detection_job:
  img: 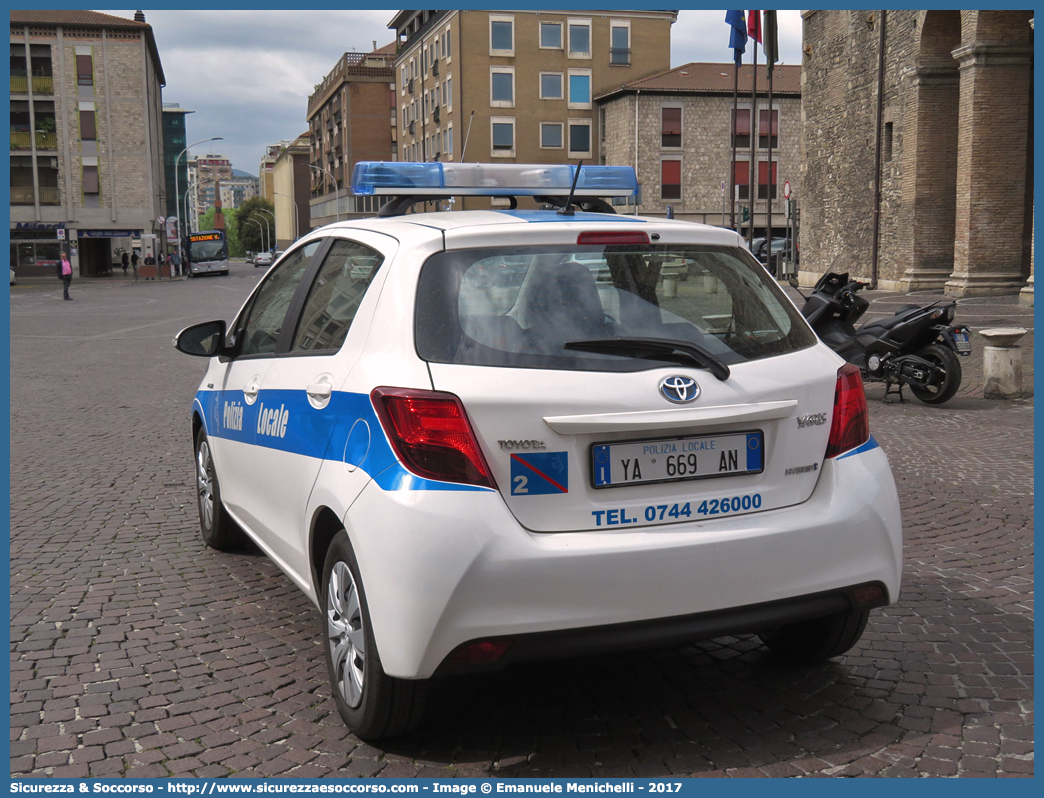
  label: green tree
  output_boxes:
[197,206,245,259]
[236,196,276,255]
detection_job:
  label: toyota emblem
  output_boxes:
[659,375,700,404]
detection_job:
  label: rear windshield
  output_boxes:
[415,245,815,371]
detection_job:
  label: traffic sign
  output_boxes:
[56,229,65,240]
[783,181,791,200]
[720,180,726,196]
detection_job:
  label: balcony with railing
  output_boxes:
[38,185,60,204]
[8,129,53,150]
[11,75,28,94]
[11,186,34,205]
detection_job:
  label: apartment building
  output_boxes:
[161,101,192,221]
[10,9,166,278]
[598,62,801,233]
[194,152,233,215]
[271,134,311,247]
[389,9,676,210]
[307,43,397,227]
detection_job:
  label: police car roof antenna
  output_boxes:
[557,160,584,216]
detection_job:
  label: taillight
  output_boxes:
[370,387,496,488]
[825,364,869,458]
[447,640,512,664]
[576,231,650,245]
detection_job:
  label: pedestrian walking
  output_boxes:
[59,251,73,300]
[171,250,181,278]
[144,252,156,280]
[131,250,139,281]
[121,250,129,275]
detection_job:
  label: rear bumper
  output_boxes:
[434,581,888,676]
[345,444,902,679]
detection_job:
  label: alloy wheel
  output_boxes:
[327,561,366,708]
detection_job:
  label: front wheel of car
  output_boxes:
[322,531,427,739]
[194,427,246,551]
[759,607,870,663]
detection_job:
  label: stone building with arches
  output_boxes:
[801,10,1033,298]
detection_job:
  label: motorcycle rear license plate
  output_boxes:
[954,331,972,354]
[592,431,764,488]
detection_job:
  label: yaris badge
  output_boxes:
[659,375,700,404]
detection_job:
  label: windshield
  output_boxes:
[416,244,815,371]
[190,239,225,262]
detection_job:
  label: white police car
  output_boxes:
[174,162,902,739]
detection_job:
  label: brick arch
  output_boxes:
[961,10,1033,47]
[897,11,962,290]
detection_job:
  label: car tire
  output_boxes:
[194,427,246,551]
[322,530,427,740]
[909,343,962,405]
[758,607,870,663]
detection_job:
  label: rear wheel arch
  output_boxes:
[310,506,346,598]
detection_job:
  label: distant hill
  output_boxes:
[231,169,257,179]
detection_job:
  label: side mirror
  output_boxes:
[173,320,229,357]
[788,277,800,289]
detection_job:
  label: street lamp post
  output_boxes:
[257,209,274,252]
[308,164,340,222]
[241,218,265,255]
[273,191,299,243]
[175,136,222,249]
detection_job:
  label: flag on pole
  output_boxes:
[763,10,779,77]
[747,10,762,45]
[725,10,748,66]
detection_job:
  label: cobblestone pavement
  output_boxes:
[10,269,1033,778]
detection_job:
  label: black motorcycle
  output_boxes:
[796,272,972,404]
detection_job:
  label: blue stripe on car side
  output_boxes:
[835,435,880,461]
[194,389,490,492]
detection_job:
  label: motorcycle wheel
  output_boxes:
[909,343,961,404]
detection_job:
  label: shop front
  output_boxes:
[10,224,64,279]
[77,229,141,277]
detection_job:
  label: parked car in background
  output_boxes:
[253,252,273,268]
[10,267,16,285]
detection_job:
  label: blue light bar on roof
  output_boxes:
[350,162,638,198]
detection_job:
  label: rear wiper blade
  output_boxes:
[564,336,731,381]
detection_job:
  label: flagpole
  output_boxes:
[749,31,757,247]
[730,60,738,231]
[766,28,774,275]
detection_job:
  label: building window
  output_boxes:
[758,109,778,149]
[733,160,749,201]
[10,155,34,205]
[732,109,750,149]
[661,107,682,148]
[884,121,893,162]
[610,20,630,65]
[79,102,97,141]
[540,21,563,49]
[82,162,99,194]
[567,119,591,157]
[567,70,592,109]
[490,67,514,107]
[490,15,514,55]
[491,116,515,157]
[444,28,452,59]
[758,160,777,200]
[75,47,93,87]
[540,72,563,100]
[568,19,592,58]
[661,159,681,200]
[445,125,453,157]
[540,122,563,149]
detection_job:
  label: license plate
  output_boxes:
[592,430,764,488]
[954,331,972,354]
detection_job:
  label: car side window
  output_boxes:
[238,241,323,356]
[290,239,385,353]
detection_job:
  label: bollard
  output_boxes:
[979,328,1027,399]
[663,273,679,298]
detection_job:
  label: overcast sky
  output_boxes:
[100,9,804,175]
